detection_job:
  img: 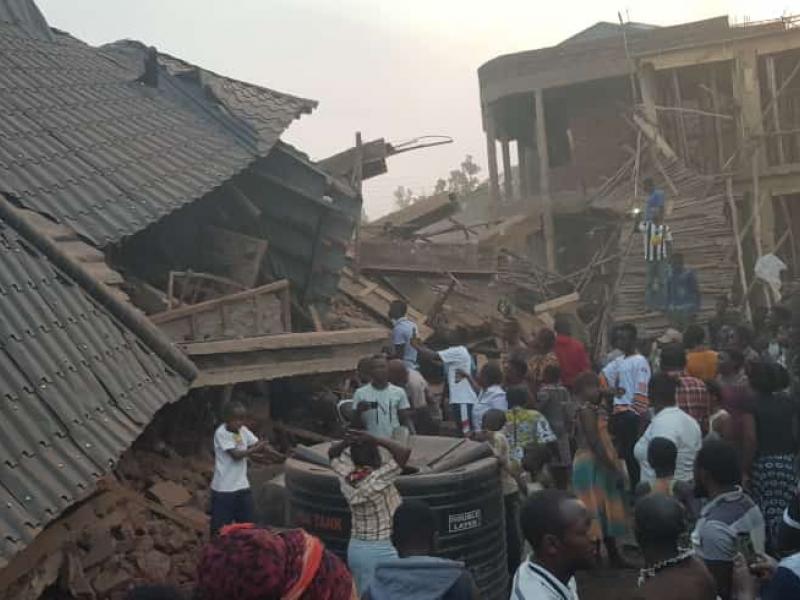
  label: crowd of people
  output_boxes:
[126,297,800,600]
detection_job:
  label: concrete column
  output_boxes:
[501,139,513,201]
[518,141,529,200]
[733,49,765,166]
[534,89,556,271]
[485,107,500,214]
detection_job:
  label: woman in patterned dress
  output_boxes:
[747,361,799,553]
[571,371,629,567]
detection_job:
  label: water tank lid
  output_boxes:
[289,436,488,472]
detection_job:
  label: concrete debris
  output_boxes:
[147,481,193,510]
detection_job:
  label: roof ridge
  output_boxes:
[105,39,317,111]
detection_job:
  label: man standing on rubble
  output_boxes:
[637,202,673,311]
[210,401,269,535]
[389,300,419,370]
[643,177,665,222]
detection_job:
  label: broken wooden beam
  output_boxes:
[152,279,291,343]
[183,328,388,387]
[632,113,678,161]
[363,192,459,239]
[338,268,433,339]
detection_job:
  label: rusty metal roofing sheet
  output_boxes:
[0,215,188,568]
[0,22,313,248]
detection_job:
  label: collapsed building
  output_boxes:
[0,0,410,596]
[473,14,800,345]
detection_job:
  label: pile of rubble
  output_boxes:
[3,483,207,600]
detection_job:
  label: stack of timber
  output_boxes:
[608,157,737,338]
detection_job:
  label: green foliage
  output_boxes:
[392,155,482,210]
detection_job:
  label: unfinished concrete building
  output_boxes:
[479,15,800,335]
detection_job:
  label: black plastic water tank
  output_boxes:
[284,436,509,599]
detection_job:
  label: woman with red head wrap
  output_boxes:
[197,523,356,600]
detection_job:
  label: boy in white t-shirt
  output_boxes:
[210,401,266,535]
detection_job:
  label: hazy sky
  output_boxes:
[38,0,794,218]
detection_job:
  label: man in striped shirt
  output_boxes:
[638,211,673,310]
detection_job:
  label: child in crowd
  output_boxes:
[504,385,558,466]
[210,401,268,535]
[635,436,696,522]
[536,364,573,489]
[478,409,525,576]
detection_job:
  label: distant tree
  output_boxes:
[446,155,481,195]
[393,185,416,209]
[390,155,482,213]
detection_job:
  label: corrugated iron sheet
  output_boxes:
[241,143,360,304]
[0,216,188,568]
[0,22,313,248]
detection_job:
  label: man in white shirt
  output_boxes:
[634,372,702,484]
[210,401,267,535]
[413,332,477,436]
[354,355,412,439]
[513,489,595,599]
[467,361,507,433]
[601,323,651,490]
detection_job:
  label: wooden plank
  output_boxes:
[180,328,388,356]
[359,264,497,276]
[534,292,580,314]
[338,268,433,339]
[766,55,785,164]
[726,177,753,322]
[752,149,771,307]
[309,305,324,332]
[192,356,371,387]
[358,240,485,273]
[152,280,291,343]
[364,192,459,237]
[671,69,691,162]
[633,113,678,161]
[151,280,290,323]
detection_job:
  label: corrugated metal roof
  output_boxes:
[102,41,317,156]
[0,0,51,41]
[0,214,188,568]
[0,19,313,248]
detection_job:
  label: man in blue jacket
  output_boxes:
[363,500,479,600]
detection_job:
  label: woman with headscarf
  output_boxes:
[197,523,357,600]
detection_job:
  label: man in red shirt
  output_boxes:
[554,314,590,389]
